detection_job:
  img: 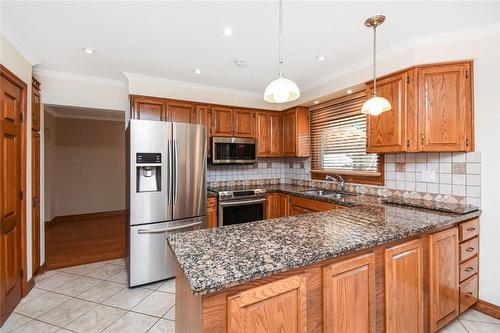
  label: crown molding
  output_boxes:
[124,72,262,98]
[33,69,127,88]
[44,105,125,122]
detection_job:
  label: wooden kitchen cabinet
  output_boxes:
[131,95,166,121]
[227,274,307,333]
[266,193,279,219]
[385,239,424,333]
[192,104,211,156]
[288,195,337,216]
[429,227,459,332]
[323,253,376,333]
[31,78,41,131]
[211,106,233,137]
[166,100,193,123]
[256,111,282,157]
[366,61,474,153]
[282,107,310,157]
[233,108,254,138]
[207,197,217,228]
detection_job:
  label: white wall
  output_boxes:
[0,34,35,279]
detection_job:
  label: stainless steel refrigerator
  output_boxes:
[126,119,206,287]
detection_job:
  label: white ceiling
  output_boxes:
[2,1,499,95]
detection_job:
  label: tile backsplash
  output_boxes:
[207,152,481,207]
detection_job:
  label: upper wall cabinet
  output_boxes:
[233,108,255,138]
[32,78,41,131]
[282,106,310,157]
[211,106,234,137]
[256,111,282,157]
[211,107,256,138]
[131,95,166,121]
[366,61,473,153]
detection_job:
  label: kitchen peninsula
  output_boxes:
[168,188,481,333]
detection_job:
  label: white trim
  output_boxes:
[124,72,261,98]
[33,69,127,88]
[49,114,124,122]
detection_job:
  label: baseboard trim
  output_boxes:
[34,262,47,275]
[25,276,35,296]
[472,299,500,319]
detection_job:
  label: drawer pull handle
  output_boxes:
[466,292,474,297]
[467,227,476,232]
[466,247,475,252]
[465,267,474,272]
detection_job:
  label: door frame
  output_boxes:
[0,65,30,297]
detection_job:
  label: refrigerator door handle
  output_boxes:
[137,221,202,234]
[173,139,180,204]
[167,139,172,206]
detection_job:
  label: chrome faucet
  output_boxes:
[325,174,346,193]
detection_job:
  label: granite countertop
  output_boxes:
[169,189,481,295]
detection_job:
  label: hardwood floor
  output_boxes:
[45,210,126,270]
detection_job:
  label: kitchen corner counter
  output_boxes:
[168,198,480,295]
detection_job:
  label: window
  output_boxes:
[310,90,384,185]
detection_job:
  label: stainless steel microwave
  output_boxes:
[211,137,257,164]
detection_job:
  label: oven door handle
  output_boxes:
[219,198,267,207]
[137,221,202,234]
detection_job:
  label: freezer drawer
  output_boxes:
[128,216,205,287]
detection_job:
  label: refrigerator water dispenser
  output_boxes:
[136,153,161,192]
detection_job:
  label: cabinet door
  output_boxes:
[289,195,336,215]
[192,104,211,156]
[131,96,166,121]
[227,275,307,333]
[279,194,289,218]
[282,110,296,156]
[31,80,41,131]
[366,72,408,153]
[211,106,233,137]
[255,112,269,157]
[167,100,193,123]
[324,253,376,333]
[266,193,279,219]
[418,63,471,152]
[385,239,423,333]
[269,112,282,156]
[430,228,459,332]
[207,197,217,228]
[233,108,255,138]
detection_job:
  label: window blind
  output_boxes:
[310,90,380,173]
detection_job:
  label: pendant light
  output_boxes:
[361,15,391,116]
[264,0,300,103]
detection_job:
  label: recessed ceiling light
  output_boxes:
[193,68,202,75]
[316,55,326,61]
[223,28,233,37]
[347,89,353,94]
[313,100,319,104]
[82,47,95,55]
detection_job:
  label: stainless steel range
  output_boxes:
[211,188,267,227]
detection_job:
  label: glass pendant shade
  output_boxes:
[360,95,391,116]
[264,75,300,103]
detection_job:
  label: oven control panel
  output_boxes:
[218,189,267,201]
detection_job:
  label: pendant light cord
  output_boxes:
[372,25,377,96]
[278,0,283,77]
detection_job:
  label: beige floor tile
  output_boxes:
[101,311,158,333]
[0,313,31,332]
[460,320,500,333]
[53,276,102,296]
[103,287,152,310]
[157,279,175,294]
[65,304,125,333]
[10,320,59,333]
[132,291,175,317]
[14,291,70,318]
[76,281,126,303]
[61,262,106,276]
[162,305,174,321]
[148,319,175,333]
[86,264,123,280]
[18,288,46,306]
[106,269,127,284]
[54,330,74,333]
[37,298,96,327]
[35,273,79,291]
[141,281,165,291]
[33,270,58,283]
[459,309,500,325]
[104,258,125,266]
[438,320,468,333]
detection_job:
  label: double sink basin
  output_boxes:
[302,189,354,199]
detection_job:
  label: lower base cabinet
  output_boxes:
[227,275,307,333]
[207,197,217,228]
[385,239,424,333]
[323,253,376,333]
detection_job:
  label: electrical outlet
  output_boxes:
[422,170,437,183]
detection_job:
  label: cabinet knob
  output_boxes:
[467,227,476,232]
[465,247,475,252]
[406,139,410,148]
[466,292,474,297]
[465,267,474,272]
[420,131,425,145]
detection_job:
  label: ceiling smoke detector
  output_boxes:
[234,58,250,68]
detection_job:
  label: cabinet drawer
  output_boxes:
[460,219,479,242]
[459,274,478,314]
[459,256,478,282]
[459,237,479,263]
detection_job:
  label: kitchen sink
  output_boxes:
[303,190,353,199]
